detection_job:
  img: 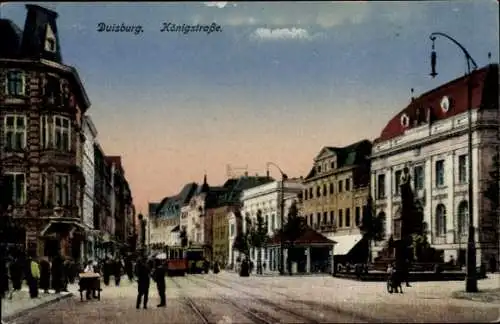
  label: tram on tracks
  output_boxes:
[164,245,210,276]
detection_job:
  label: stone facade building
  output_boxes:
[82,115,97,260]
[371,64,499,267]
[302,140,372,265]
[0,5,90,259]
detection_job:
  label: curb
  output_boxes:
[3,292,74,322]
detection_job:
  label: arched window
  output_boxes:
[435,204,447,236]
[457,201,468,235]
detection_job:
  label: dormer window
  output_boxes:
[317,165,321,173]
[400,113,410,128]
[330,161,335,169]
[44,24,57,53]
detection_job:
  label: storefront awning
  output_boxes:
[40,220,85,237]
[333,234,363,256]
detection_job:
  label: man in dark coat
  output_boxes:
[51,254,64,293]
[153,260,166,307]
[125,257,134,282]
[113,258,122,286]
[135,257,151,309]
[8,254,23,298]
[102,257,112,286]
[39,257,51,294]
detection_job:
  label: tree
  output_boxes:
[359,196,385,264]
[484,151,500,269]
[249,210,269,274]
[232,233,250,259]
[282,200,307,275]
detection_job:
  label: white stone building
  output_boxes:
[370,64,499,268]
[228,179,304,271]
[82,115,97,261]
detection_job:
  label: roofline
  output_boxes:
[83,115,98,137]
[0,58,91,111]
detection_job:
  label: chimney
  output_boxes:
[20,5,62,63]
[266,170,270,178]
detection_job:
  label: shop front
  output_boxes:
[40,219,86,261]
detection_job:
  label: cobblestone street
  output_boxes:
[7,273,500,323]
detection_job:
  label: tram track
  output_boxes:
[185,274,321,324]
[170,276,211,324]
[211,274,382,323]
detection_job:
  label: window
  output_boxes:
[345,179,351,191]
[330,161,335,169]
[54,174,70,206]
[41,173,50,206]
[6,71,25,96]
[44,24,57,52]
[435,160,445,187]
[338,209,343,227]
[323,184,327,196]
[329,182,334,194]
[458,155,467,184]
[345,208,351,227]
[54,116,71,151]
[304,190,308,200]
[309,214,313,226]
[4,115,26,151]
[309,188,313,198]
[323,212,327,224]
[395,170,403,195]
[230,224,235,237]
[457,201,468,235]
[4,173,26,205]
[271,214,275,230]
[435,204,446,236]
[355,206,361,226]
[317,165,321,173]
[338,180,343,193]
[413,165,424,190]
[316,213,321,225]
[377,174,386,199]
[330,211,334,224]
[316,186,321,197]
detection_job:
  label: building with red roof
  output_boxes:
[370,64,499,267]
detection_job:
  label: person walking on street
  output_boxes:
[27,255,40,298]
[153,260,166,307]
[113,258,122,286]
[8,254,23,299]
[125,257,134,282]
[135,256,151,309]
[39,257,51,294]
[51,254,64,293]
[102,257,112,286]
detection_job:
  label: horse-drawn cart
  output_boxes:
[78,272,102,301]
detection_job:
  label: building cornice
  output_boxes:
[83,115,98,138]
[371,122,498,161]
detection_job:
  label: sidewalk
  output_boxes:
[1,284,77,322]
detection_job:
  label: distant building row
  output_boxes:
[148,63,499,272]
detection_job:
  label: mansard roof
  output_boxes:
[155,182,199,216]
[305,139,372,180]
[376,64,499,143]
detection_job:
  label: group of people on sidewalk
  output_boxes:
[134,256,167,309]
[1,249,77,300]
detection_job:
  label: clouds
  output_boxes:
[250,27,322,41]
[203,2,236,9]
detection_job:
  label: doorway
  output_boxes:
[44,239,60,258]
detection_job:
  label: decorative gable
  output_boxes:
[314,147,335,162]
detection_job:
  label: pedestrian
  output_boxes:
[51,254,64,293]
[0,254,9,301]
[113,258,122,286]
[8,254,23,299]
[102,257,112,286]
[125,257,134,282]
[83,260,95,300]
[39,257,51,294]
[153,260,166,307]
[135,256,151,309]
[27,255,40,298]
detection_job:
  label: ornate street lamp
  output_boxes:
[428,32,479,292]
[266,162,288,275]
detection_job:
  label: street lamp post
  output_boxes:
[429,32,478,292]
[266,162,288,275]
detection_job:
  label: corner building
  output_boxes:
[0,5,91,258]
[370,64,499,268]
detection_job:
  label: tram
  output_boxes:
[185,245,209,274]
[164,245,187,276]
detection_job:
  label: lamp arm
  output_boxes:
[430,32,478,70]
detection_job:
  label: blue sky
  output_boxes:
[1,1,498,213]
